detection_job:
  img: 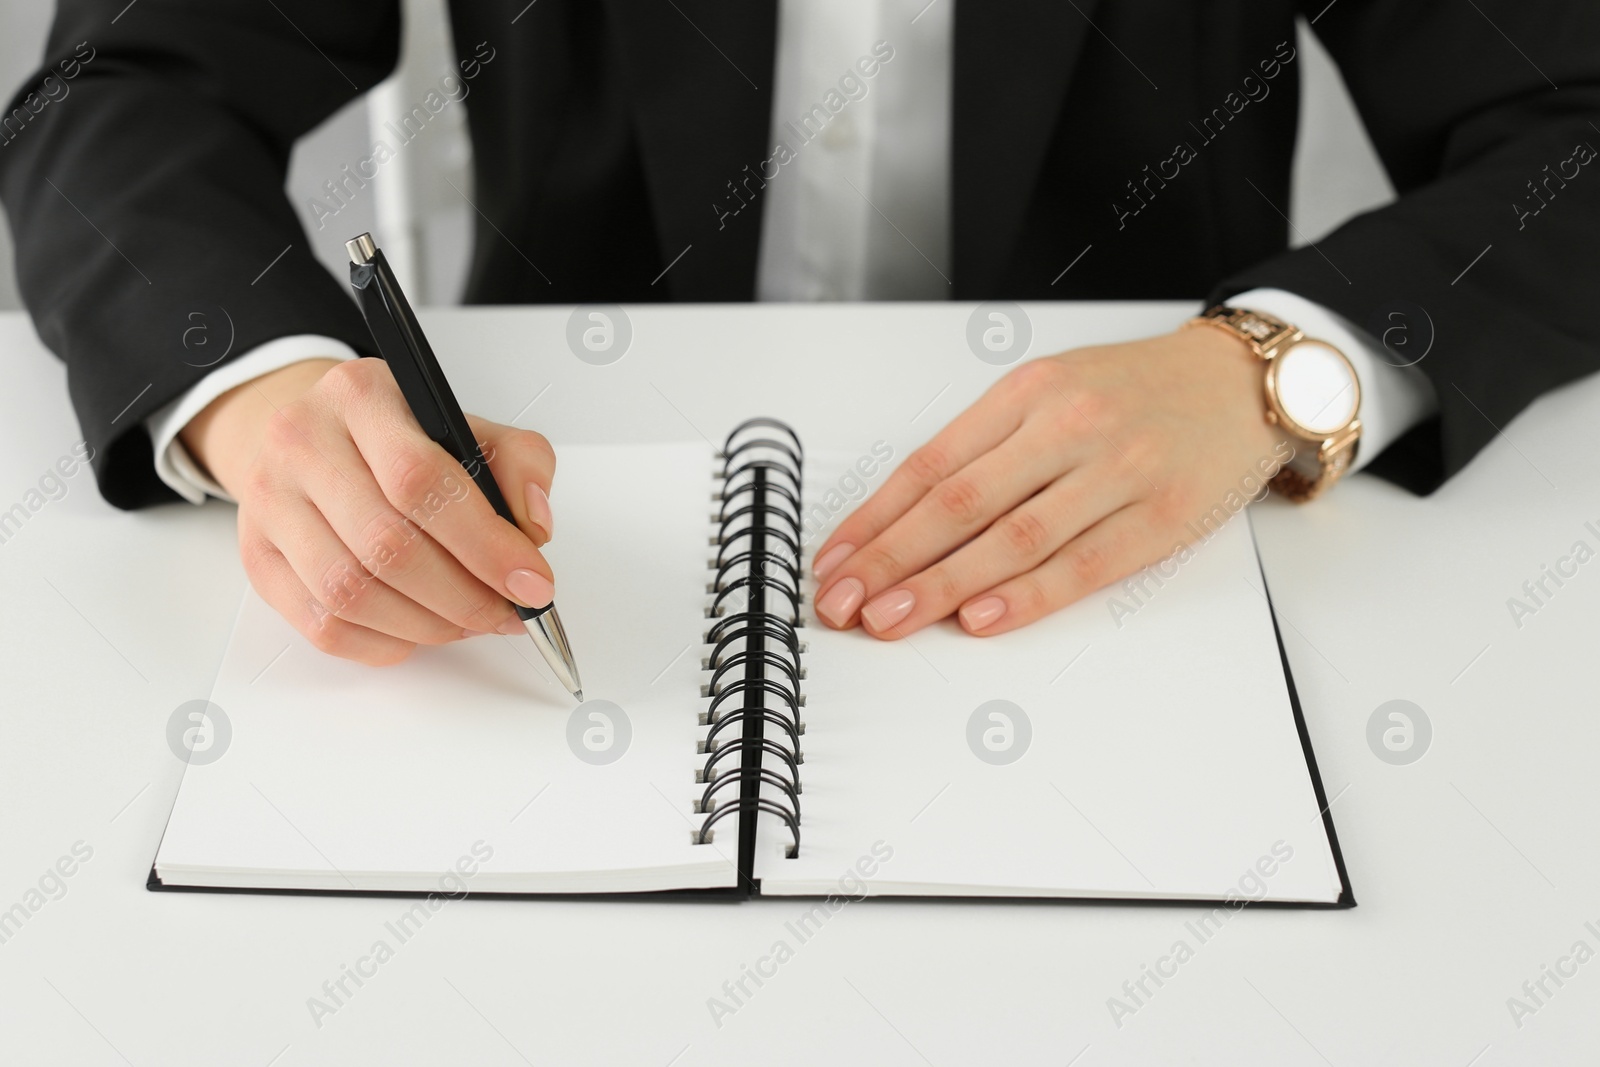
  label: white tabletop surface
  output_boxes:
[1,302,1595,1065]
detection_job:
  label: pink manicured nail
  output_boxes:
[863,588,916,631]
[525,482,553,541]
[495,616,526,636]
[506,568,554,609]
[813,543,854,581]
[816,577,866,627]
[960,596,1007,632]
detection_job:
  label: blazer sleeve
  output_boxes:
[1211,0,1600,494]
[0,0,399,509]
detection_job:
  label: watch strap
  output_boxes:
[1187,304,1303,360]
[1271,426,1360,503]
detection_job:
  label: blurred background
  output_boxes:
[0,0,1394,313]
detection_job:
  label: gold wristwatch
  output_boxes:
[1186,304,1362,503]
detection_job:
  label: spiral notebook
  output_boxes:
[151,420,1353,907]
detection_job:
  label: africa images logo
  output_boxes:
[567,699,631,765]
[166,700,232,766]
[967,700,1032,765]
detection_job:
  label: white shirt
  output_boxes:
[148,0,1435,503]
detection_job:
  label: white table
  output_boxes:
[2,303,1595,1065]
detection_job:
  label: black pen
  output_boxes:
[345,232,584,701]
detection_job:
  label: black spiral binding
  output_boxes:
[693,418,805,873]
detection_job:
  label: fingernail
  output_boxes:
[816,577,866,627]
[960,596,1007,632]
[862,588,915,632]
[525,482,553,541]
[813,543,854,581]
[506,568,554,609]
[496,616,526,636]
[461,628,494,639]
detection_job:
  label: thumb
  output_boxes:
[465,414,557,547]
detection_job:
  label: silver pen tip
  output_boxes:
[522,608,583,700]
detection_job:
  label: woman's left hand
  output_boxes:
[810,325,1294,639]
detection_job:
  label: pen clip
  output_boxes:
[346,234,503,507]
[349,262,457,447]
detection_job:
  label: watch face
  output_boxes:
[1273,340,1358,435]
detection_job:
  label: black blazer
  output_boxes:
[3,0,1597,508]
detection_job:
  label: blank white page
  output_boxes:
[155,442,737,894]
[755,450,1343,903]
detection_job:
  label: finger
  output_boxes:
[817,421,1083,628]
[329,361,557,613]
[240,522,419,667]
[466,414,557,546]
[251,480,484,647]
[281,404,525,637]
[811,373,1032,582]
[954,501,1163,636]
[857,467,1138,639]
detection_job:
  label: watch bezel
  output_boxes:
[1263,337,1362,442]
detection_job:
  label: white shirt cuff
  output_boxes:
[145,335,359,504]
[1229,288,1438,474]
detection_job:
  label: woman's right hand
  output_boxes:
[179,356,558,665]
